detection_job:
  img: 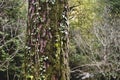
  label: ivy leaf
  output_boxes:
[26,75,33,80]
[55,43,59,47]
[41,0,46,2]
[49,0,56,4]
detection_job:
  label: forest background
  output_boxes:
[0,0,120,80]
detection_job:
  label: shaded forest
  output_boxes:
[0,0,120,80]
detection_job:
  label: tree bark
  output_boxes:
[25,0,69,80]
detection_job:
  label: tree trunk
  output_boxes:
[25,0,69,80]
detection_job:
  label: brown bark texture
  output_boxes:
[25,0,69,80]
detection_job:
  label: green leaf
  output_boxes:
[41,0,46,2]
[26,75,33,80]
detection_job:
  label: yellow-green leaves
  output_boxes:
[41,0,46,3]
[26,75,33,80]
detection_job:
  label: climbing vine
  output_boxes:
[25,0,69,80]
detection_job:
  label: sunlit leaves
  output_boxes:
[40,0,46,3]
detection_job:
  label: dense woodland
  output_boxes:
[0,0,120,80]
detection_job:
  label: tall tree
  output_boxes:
[25,0,69,80]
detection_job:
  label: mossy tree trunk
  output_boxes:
[25,0,69,80]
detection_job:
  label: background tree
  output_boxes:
[0,0,27,80]
[69,0,120,80]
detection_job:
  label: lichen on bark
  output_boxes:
[25,0,69,80]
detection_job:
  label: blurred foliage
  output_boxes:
[107,0,120,13]
[69,0,120,80]
[0,0,27,79]
[69,0,97,67]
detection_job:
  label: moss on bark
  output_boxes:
[25,0,69,80]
